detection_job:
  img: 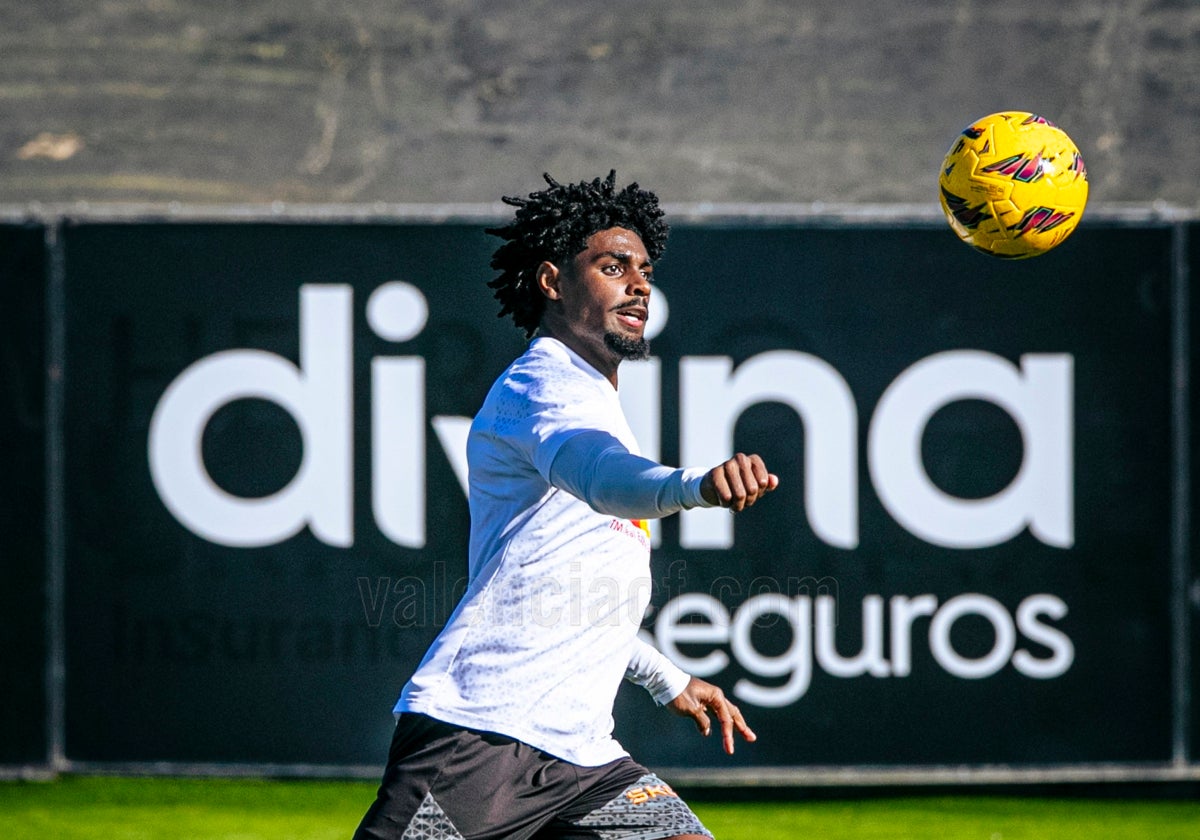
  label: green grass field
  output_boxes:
[1,776,1198,839]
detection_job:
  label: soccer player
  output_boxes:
[354,172,778,840]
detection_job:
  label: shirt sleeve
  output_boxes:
[625,635,692,705]
[547,429,711,519]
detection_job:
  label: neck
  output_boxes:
[537,326,620,388]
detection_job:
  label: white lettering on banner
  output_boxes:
[368,282,428,547]
[679,350,1074,550]
[655,593,731,677]
[888,594,938,677]
[729,593,813,708]
[814,594,890,678]
[148,285,354,547]
[650,591,1074,708]
[869,352,1074,548]
[148,282,428,548]
[929,593,1017,678]
[679,352,858,549]
[147,282,1075,551]
[1013,594,1076,678]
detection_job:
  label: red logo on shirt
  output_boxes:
[609,518,651,549]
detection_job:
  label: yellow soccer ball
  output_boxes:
[938,112,1089,259]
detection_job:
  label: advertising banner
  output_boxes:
[1191,221,1200,765]
[0,222,48,767]
[61,219,1177,771]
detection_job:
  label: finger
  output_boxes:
[730,703,757,745]
[737,454,762,504]
[713,698,737,754]
[725,459,748,511]
[709,467,732,507]
[692,706,712,738]
[749,455,770,493]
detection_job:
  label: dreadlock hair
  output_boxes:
[485,170,669,337]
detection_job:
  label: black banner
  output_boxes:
[62,222,505,764]
[1191,221,1200,766]
[0,222,48,766]
[618,223,1174,767]
[60,218,1177,771]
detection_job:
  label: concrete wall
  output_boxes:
[1,1,1197,207]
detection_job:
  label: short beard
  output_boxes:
[604,331,650,361]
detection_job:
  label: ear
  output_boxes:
[535,260,563,300]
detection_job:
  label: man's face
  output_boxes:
[540,226,654,376]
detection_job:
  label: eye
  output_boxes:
[602,263,623,276]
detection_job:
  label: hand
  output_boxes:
[667,677,757,755]
[700,453,779,511]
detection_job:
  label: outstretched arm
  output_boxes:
[548,431,779,520]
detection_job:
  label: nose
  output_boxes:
[629,271,651,298]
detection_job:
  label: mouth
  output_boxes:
[612,303,648,330]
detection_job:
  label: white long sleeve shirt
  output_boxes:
[397,337,709,765]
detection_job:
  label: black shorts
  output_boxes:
[353,713,712,840]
